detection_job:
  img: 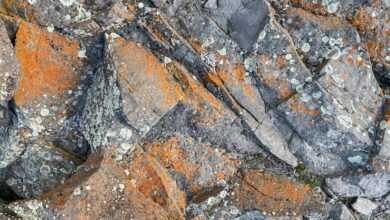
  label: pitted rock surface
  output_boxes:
[0,0,389,219]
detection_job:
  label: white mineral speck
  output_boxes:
[301,43,311,53]
[78,49,87,58]
[138,2,145,8]
[322,36,329,43]
[47,25,55,33]
[119,128,133,139]
[327,2,339,13]
[40,108,50,117]
[60,0,75,7]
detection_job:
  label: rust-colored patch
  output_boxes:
[112,37,184,108]
[188,38,205,54]
[287,8,346,29]
[366,40,384,63]
[350,8,376,32]
[14,21,81,106]
[2,0,34,21]
[276,55,287,68]
[217,64,257,101]
[383,98,390,124]
[289,96,320,116]
[233,170,322,215]
[144,136,238,193]
[41,147,174,220]
[146,137,198,183]
[129,151,186,219]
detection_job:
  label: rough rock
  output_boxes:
[1,20,89,198]
[231,169,324,217]
[0,0,389,219]
[0,19,19,104]
[352,198,379,216]
[326,172,390,199]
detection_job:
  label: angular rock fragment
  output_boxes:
[203,0,269,51]
[140,0,298,166]
[5,137,81,198]
[1,21,90,198]
[8,150,175,219]
[143,135,239,194]
[232,169,324,217]
[282,8,362,71]
[352,198,378,216]
[272,8,381,175]
[108,36,184,135]
[325,172,390,199]
[14,21,85,135]
[285,0,390,75]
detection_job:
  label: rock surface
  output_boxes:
[0,0,388,219]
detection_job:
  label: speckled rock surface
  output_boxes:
[0,0,389,219]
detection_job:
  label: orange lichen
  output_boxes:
[287,8,346,29]
[289,97,320,116]
[129,152,186,219]
[14,21,81,106]
[146,137,198,183]
[42,146,176,220]
[112,37,183,109]
[233,170,319,214]
[350,8,376,32]
[188,38,205,54]
[2,0,34,21]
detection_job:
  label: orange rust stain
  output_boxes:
[217,64,257,101]
[276,55,286,68]
[112,37,183,108]
[350,8,376,32]
[287,8,345,29]
[384,98,390,123]
[14,21,81,106]
[366,40,384,63]
[289,97,320,116]
[3,0,34,20]
[233,170,316,214]
[146,137,198,183]
[278,80,293,100]
[188,38,205,54]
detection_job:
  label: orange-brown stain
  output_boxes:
[233,170,316,214]
[14,21,81,106]
[289,97,320,116]
[112,37,184,108]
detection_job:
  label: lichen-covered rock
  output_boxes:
[326,172,390,199]
[1,0,390,218]
[270,7,382,175]
[8,150,176,220]
[231,169,325,217]
[0,20,90,198]
[5,136,81,198]
[140,0,298,167]
[0,19,19,104]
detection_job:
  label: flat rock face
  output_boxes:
[0,0,389,219]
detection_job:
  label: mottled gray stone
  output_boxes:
[0,20,19,103]
[326,172,390,199]
[204,0,269,50]
[352,198,378,216]
[5,137,80,198]
[146,0,298,166]
[235,210,265,220]
[79,37,120,149]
